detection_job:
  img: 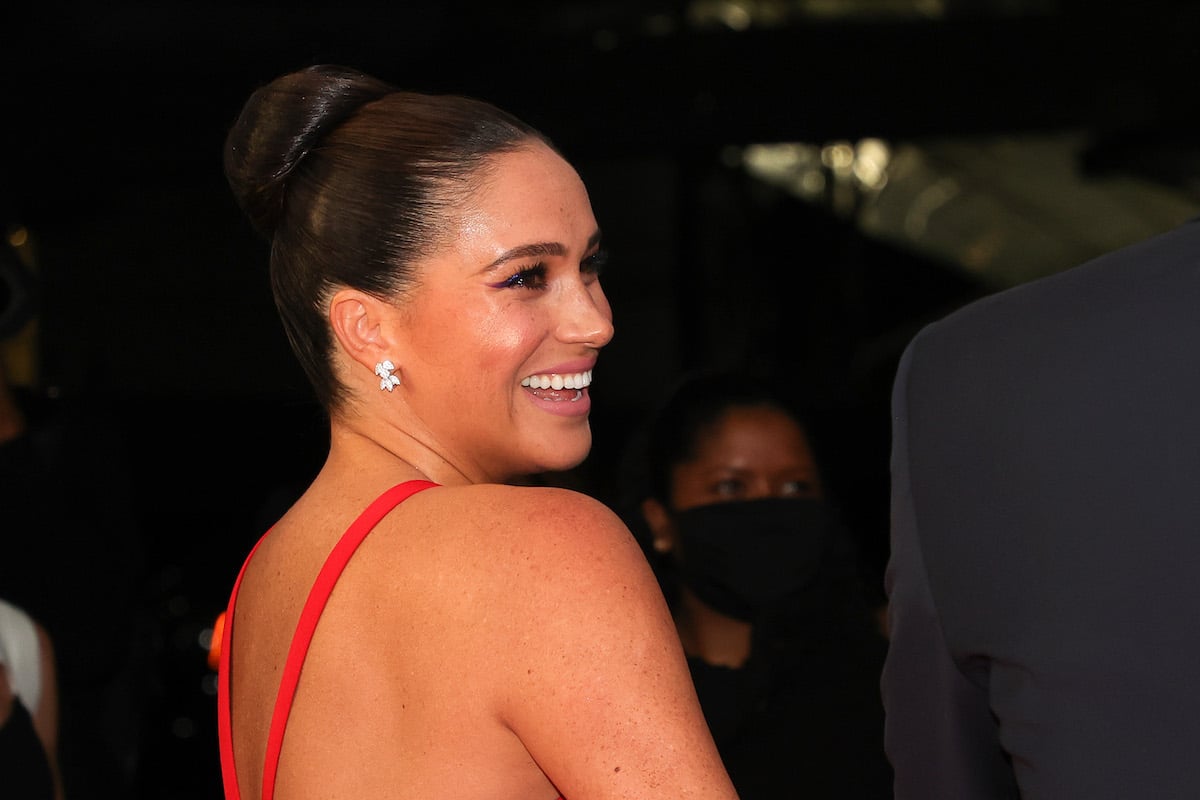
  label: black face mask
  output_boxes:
[669,497,836,622]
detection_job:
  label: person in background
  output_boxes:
[217,64,737,800]
[619,368,891,799]
[0,232,149,800]
[883,216,1200,798]
[1,597,64,800]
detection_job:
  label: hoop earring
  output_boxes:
[375,360,401,391]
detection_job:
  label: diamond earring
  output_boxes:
[374,360,401,391]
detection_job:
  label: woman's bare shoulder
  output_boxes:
[420,482,621,520]
[359,482,672,705]
[403,483,643,574]
[404,485,734,797]
[401,480,670,647]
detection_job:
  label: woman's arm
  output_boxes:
[485,486,738,799]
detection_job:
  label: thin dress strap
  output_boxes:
[218,480,439,800]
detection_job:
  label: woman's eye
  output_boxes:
[497,263,548,290]
[779,480,817,498]
[582,248,609,277]
[713,479,743,498]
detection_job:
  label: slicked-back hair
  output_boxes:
[224,64,554,410]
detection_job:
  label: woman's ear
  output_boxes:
[641,497,677,554]
[328,288,394,372]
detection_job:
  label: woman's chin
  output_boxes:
[531,439,593,479]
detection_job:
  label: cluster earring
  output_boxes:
[375,359,401,392]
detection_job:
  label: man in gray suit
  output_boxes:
[882,217,1200,799]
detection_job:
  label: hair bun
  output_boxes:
[223,64,395,238]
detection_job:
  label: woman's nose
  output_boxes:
[558,281,614,348]
[746,481,774,501]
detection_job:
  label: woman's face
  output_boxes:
[394,142,613,482]
[668,405,823,512]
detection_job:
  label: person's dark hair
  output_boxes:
[224,64,554,410]
[611,367,825,608]
[638,368,819,506]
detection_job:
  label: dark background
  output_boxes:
[2,2,1199,798]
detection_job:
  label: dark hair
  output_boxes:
[611,367,825,608]
[634,368,820,506]
[224,64,554,410]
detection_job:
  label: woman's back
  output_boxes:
[225,479,724,800]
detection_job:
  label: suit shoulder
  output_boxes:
[910,218,1200,359]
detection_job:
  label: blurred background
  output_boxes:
[2,1,1199,797]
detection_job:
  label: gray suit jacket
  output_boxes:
[883,218,1200,799]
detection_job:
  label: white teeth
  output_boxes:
[522,369,592,390]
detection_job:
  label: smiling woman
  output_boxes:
[215,64,737,800]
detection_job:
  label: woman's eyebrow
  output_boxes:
[485,242,565,270]
[483,230,603,270]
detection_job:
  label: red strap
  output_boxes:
[219,536,263,800]
[219,480,438,800]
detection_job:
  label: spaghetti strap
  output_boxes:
[218,479,438,800]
